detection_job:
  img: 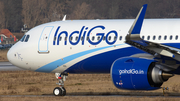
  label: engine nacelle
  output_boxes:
[111,57,171,90]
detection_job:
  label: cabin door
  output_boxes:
[38,26,54,53]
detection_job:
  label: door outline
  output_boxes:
[38,26,54,53]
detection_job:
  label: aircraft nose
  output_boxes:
[7,46,14,63]
[7,45,20,66]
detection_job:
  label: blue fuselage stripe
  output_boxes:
[35,44,125,72]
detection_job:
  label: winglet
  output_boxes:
[62,15,66,21]
[126,4,147,40]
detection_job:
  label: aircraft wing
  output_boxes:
[125,4,180,71]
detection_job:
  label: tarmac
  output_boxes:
[0,93,180,98]
[0,62,24,71]
[0,62,180,98]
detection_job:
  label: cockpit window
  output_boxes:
[20,35,26,42]
[24,35,30,42]
[20,35,30,42]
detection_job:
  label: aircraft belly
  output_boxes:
[64,47,144,73]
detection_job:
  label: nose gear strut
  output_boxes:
[53,72,68,96]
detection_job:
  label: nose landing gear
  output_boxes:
[53,72,68,96]
[53,87,66,96]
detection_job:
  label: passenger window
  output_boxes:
[59,37,62,41]
[65,37,67,41]
[153,36,156,40]
[86,36,89,40]
[97,36,100,40]
[54,37,56,41]
[20,35,26,42]
[114,36,117,40]
[119,36,122,40]
[142,36,144,39]
[147,36,150,40]
[176,35,178,40]
[158,36,161,40]
[170,35,173,40]
[70,37,73,41]
[103,36,105,40]
[164,36,167,40]
[92,36,95,41]
[92,36,94,41]
[24,35,30,42]
[76,37,78,41]
[109,36,111,40]
[81,36,84,41]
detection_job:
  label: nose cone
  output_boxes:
[7,46,14,64]
[7,43,20,66]
[7,44,22,68]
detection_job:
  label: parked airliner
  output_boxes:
[7,4,180,96]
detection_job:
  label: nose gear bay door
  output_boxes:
[38,26,54,53]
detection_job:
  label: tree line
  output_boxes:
[0,0,180,32]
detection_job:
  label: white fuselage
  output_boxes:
[7,19,180,73]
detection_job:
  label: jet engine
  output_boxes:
[110,57,173,90]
